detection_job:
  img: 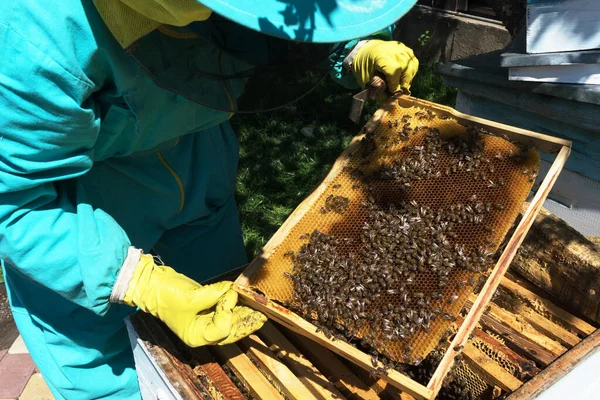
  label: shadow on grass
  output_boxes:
[233,66,457,260]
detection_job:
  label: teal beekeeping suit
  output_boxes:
[0,2,248,398]
[0,1,414,398]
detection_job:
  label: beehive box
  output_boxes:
[526,0,600,54]
[127,224,600,399]
[235,96,571,399]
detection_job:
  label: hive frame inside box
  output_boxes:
[234,96,572,400]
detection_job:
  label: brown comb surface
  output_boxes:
[247,100,539,363]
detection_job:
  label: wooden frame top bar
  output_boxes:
[397,96,572,154]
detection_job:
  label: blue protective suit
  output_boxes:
[0,1,391,399]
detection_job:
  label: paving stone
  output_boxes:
[7,336,27,355]
[0,350,6,362]
[19,373,54,400]
[0,353,35,398]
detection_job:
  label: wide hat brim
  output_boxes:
[199,0,417,43]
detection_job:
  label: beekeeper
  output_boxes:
[0,0,419,398]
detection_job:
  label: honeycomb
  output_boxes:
[471,337,519,377]
[246,98,539,363]
[453,363,490,399]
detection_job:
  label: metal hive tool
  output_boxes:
[245,99,540,365]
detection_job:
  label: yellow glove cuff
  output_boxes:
[123,253,157,308]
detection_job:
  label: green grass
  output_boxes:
[232,78,357,259]
[233,66,456,260]
[410,65,458,107]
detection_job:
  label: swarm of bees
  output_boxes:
[403,348,480,400]
[286,195,495,363]
[320,194,350,215]
[281,109,538,375]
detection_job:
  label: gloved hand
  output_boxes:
[351,40,419,98]
[123,254,267,347]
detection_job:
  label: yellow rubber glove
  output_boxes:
[351,40,419,97]
[124,254,267,347]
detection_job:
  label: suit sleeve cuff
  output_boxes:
[110,246,142,304]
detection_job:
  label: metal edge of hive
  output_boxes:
[129,312,215,399]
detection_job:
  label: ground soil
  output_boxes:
[0,283,19,350]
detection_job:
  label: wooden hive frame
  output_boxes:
[234,95,572,399]
[127,267,598,399]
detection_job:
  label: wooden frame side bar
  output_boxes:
[283,327,381,400]
[462,343,523,392]
[427,145,571,398]
[211,343,285,400]
[234,285,434,400]
[259,321,346,400]
[500,276,596,336]
[240,334,318,400]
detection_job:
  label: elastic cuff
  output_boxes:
[342,40,370,72]
[110,247,142,304]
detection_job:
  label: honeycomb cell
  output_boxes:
[247,102,539,364]
[453,362,490,398]
[472,337,519,377]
